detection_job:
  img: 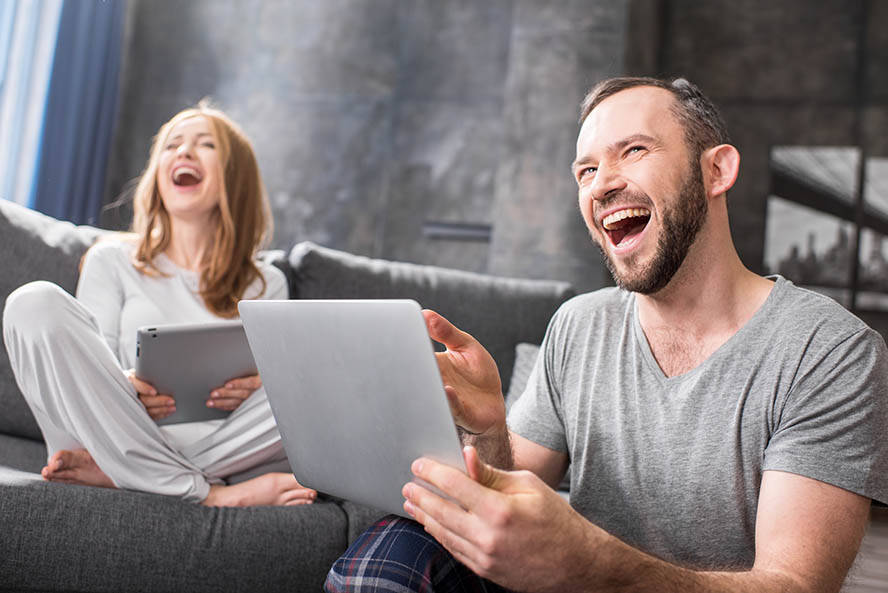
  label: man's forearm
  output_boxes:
[575,526,827,593]
[457,424,513,471]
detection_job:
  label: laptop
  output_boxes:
[238,299,466,517]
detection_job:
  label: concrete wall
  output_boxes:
[104,0,627,292]
[105,0,886,295]
[626,0,885,274]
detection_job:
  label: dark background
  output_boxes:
[101,0,888,303]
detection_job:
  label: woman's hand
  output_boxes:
[208,374,262,412]
[126,369,176,420]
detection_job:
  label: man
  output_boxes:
[325,77,888,592]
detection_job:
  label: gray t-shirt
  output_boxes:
[508,276,888,569]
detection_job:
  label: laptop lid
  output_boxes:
[238,299,465,517]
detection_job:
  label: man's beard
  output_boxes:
[594,163,708,295]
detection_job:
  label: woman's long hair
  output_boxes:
[130,101,272,318]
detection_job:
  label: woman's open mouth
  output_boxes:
[171,165,203,187]
[602,208,651,248]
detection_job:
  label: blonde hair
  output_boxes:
[130,100,272,318]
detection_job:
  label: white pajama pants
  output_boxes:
[2,281,287,502]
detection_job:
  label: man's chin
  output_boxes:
[606,259,671,295]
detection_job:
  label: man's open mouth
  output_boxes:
[172,166,203,187]
[602,208,651,247]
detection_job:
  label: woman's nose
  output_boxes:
[176,142,194,158]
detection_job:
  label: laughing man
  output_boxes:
[326,77,888,593]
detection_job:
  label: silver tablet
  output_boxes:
[238,299,466,517]
[135,320,257,425]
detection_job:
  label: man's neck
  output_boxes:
[635,245,774,377]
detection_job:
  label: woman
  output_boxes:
[2,102,315,506]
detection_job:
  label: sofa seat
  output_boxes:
[0,467,348,591]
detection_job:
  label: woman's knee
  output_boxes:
[3,281,76,337]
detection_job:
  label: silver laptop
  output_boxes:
[238,299,466,517]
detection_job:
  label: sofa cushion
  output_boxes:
[0,200,106,441]
[0,433,47,473]
[0,467,348,592]
[288,241,575,393]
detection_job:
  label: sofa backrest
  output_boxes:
[0,199,106,441]
[0,199,576,446]
[288,241,575,393]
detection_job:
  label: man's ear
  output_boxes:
[701,144,740,199]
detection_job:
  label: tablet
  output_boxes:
[135,320,257,425]
[238,299,466,517]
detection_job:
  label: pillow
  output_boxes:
[0,200,106,441]
[504,342,540,412]
[505,341,572,493]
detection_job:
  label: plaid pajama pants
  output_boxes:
[324,515,512,593]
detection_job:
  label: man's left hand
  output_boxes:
[403,446,599,593]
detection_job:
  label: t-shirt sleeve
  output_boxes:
[75,242,126,355]
[507,309,568,452]
[763,326,888,504]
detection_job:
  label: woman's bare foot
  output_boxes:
[41,449,116,488]
[202,472,317,507]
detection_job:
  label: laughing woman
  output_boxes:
[2,102,315,507]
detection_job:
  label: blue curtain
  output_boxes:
[31,0,125,225]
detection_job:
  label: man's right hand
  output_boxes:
[125,369,176,421]
[423,310,506,439]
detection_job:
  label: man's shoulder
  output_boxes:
[548,286,632,331]
[560,285,630,312]
[770,276,871,341]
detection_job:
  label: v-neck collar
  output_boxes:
[631,276,785,384]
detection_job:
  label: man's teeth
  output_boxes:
[602,208,651,230]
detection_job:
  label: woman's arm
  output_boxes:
[75,242,126,355]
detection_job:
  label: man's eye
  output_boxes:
[582,167,597,177]
[627,146,644,155]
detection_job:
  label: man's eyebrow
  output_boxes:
[571,155,595,171]
[607,133,657,154]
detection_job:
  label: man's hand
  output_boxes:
[403,446,598,593]
[126,369,175,420]
[423,310,505,438]
[405,447,871,593]
[208,374,262,411]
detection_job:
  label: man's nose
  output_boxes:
[590,166,626,202]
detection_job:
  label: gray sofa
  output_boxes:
[0,199,574,592]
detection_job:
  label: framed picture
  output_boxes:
[764,146,888,313]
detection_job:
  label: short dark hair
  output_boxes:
[579,77,731,159]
